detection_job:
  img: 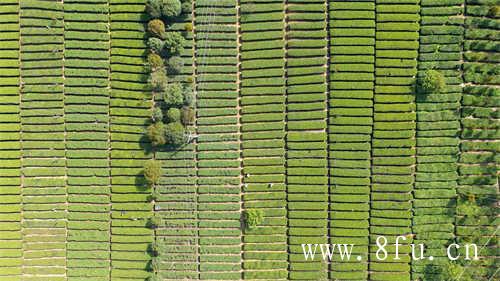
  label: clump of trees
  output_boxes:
[145,0,195,150]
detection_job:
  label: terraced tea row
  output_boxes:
[414,0,463,279]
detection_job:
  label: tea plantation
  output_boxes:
[0,0,498,280]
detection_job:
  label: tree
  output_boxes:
[147,215,163,229]
[181,106,195,125]
[147,37,164,54]
[148,19,165,38]
[181,0,193,14]
[146,121,166,146]
[165,122,186,147]
[163,82,184,107]
[243,209,264,230]
[143,159,163,186]
[183,85,194,106]
[146,0,162,18]
[151,106,163,123]
[162,32,185,55]
[420,70,446,94]
[149,69,168,92]
[166,56,183,74]
[147,53,164,71]
[161,0,182,18]
[166,108,181,122]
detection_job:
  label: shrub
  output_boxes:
[181,1,192,14]
[183,85,194,106]
[146,0,162,18]
[243,209,264,229]
[166,108,181,122]
[165,122,186,146]
[149,69,168,91]
[420,70,446,94]
[181,106,195,125]
[162,0,182,18]
[151,106,163,122]
[147,37,164,54]
[186,76,194,84]
[147,215,163,229]
[184,22,193,32]
[143,159,163,186]
[163,32,185,55]
[146,121,166,146]
[163,82,184,107]
[167,56,183,74]
[148,19,165,38]
[148,53,164,71]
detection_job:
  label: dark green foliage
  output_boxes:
[183,85,194,106]
[146,0,162,18]
[162,32,185,55]
[162,0,182,18]
[148,19,165,38]
[148,53,164,71]
[420,70,446,94]
[149,69,168,91]
[147,121,166,146]
[164,82,184,107]
[165,122,187,146]
[167,55,183,74]
[151,106,163,123]
[244,209,264,229]
[147,37,164,54]
[143,159,163,186]
[181,106,195,125]
[166,107,181,122]
[181,0,192,14]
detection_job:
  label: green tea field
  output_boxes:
[0,0,498,280]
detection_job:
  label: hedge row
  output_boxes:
[0,1,21,280]
[413,0,464,279]
[287,1,329,280]
[371,1,419,281]
[110,2,153,280]
[329,0,374,279]
[241,0,288,279]
[456,2,499,280]
[19,1,67,280]
[64,1,113,280]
